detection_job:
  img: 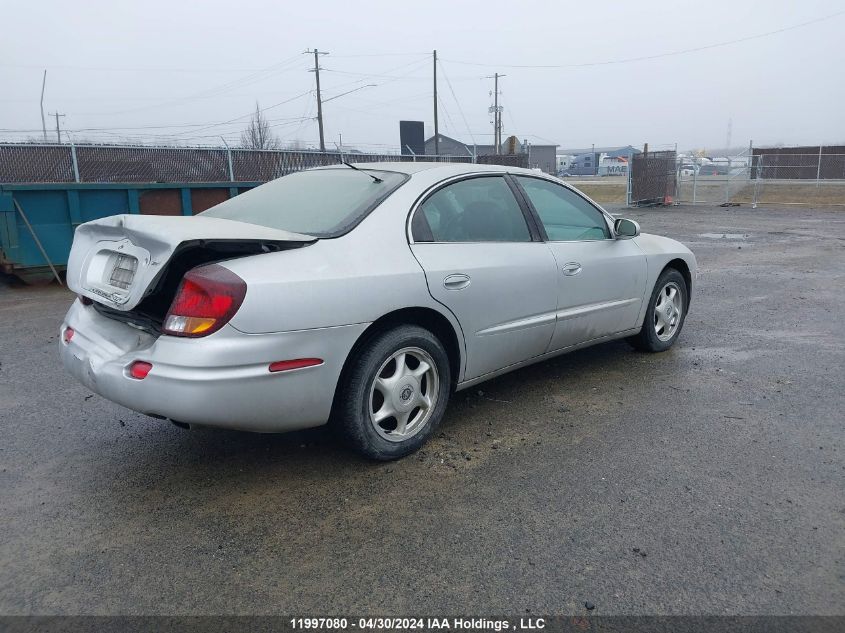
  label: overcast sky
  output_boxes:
[2,0,843,152]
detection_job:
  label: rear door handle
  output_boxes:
[443,273,471,290]
[562,262,582,276]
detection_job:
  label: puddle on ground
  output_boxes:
[699,233,749,239]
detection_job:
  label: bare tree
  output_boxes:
[240,103,280,150]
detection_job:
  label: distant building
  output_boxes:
[566,152,598,176]
[525,144,558,175]
[558,145,641,159]
[423,134,474,157]
[556,154,574,173]
[424,135,558,175]
[558,145,640,176]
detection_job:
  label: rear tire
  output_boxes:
[628,268,688,352]
[335,325,451,461]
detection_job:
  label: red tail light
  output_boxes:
[162,264,247,338]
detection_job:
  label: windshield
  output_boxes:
[201,168,407,237]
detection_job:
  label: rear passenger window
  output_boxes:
[414,177,531,243]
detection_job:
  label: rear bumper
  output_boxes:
[60,300,369,432]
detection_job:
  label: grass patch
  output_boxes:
[569,183,627,204]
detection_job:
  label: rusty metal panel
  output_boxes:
[138,189,182,216]
[190,188,231,214]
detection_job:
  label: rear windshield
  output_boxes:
[201,168,407,237]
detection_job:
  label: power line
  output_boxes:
[327,52,429,59]
[437,94,457,138]
[77,54,307,116]
[320,58,431,94]
[327,90,432,108]
[441,10,845,69]
[437,60,475,145]
[0,62,299,73]
[0,114,312,134]
[322,68,427,80]
[168,90,314,137]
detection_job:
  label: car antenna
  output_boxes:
[342,161,383,183]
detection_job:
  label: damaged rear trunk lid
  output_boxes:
[67,214,315,329]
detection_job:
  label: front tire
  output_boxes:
[335,325,451,460]
[628,268,688,352]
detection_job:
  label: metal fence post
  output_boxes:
[816,145,823,188]
[725,156,732,205]
[752,155,762,208]
[220,137,235,181]
[626,150,632,206]
[70,143,80,183]
[692,162,697,205]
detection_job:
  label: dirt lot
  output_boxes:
[0,204,843,615]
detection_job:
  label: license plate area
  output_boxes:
[108,253,138,290]
[79,239,152,308]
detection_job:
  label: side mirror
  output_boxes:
[614,218,640,239]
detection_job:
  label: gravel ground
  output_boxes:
[0,203,842,615]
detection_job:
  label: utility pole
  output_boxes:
[40,70,47,142]
[49,112,65,143]
[433,50,439,156]
[306,48,329,152]
[494,73,499,154]
[486,73,505,154]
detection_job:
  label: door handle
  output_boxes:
[443,273,471,290]
[561,262,582,276]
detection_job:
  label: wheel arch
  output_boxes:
[663,258,693,306]
[331,306,465,415]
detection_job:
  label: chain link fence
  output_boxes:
[675,146,845,207]
[750,154,845,207]
[0,143,475,184]
[676,148,753,205]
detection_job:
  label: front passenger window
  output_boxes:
[516,176,610,241]
[414,177,531,243]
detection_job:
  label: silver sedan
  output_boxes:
[60,163,696,460]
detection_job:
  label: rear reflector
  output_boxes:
[162,264,247,338]
[63,327,75,344]
[128,361,153,380]
[268,358,323,373]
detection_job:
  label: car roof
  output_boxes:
[317,161,544,178]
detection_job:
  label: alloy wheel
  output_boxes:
[654,281,683,341]
[368,347,439,442]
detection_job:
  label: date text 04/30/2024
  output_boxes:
[290,618,548,630]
